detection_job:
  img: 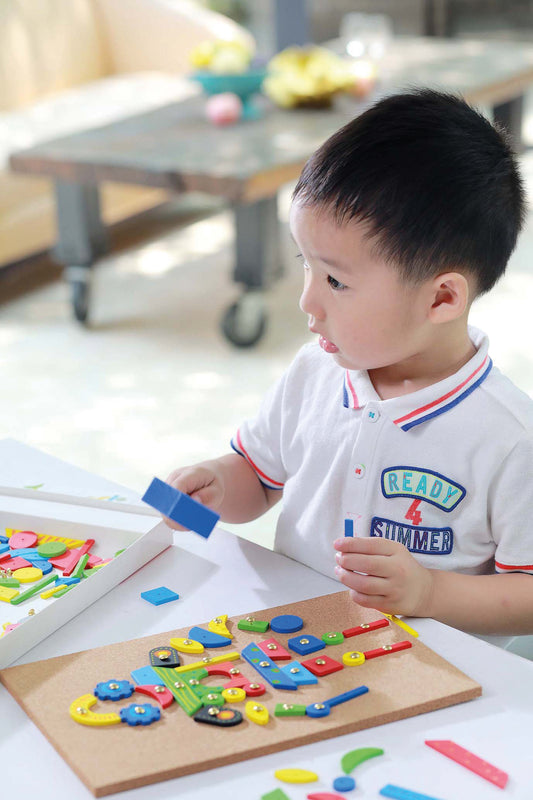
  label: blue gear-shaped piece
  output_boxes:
[120,703,161,726]
[94,679,135,701]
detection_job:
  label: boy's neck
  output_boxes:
[368,326,477,401]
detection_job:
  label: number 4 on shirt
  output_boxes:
[405,500,422,526]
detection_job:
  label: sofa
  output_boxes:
[0,0,253,268]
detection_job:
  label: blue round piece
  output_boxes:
[305,701,331,718]
[120,703,161,726]
[333,775,356,792]
[94,679,135,701]
[270,614,304,633]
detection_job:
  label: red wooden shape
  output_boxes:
[300,655,344,677]
[425,739,509,789]
[257,637,291,660]
[62,538,95,576]
[307,794,344,800]
[363,641,412,660]
[9,531,38,549]
[0,557,32,571]
[135,685,174,709]
[342,619,389,637]
[205,662,266,696]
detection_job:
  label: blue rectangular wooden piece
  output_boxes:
[142,477,219,538]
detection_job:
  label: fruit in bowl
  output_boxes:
[263,45,361,108]
[190,40,265,121]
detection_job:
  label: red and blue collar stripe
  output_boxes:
[343,355,493,431]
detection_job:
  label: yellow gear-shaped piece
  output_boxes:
[208,614,233,639]
[69,694,121,727]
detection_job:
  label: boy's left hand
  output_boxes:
[334,536,434,617]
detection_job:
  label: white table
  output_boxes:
[2,444,533,799]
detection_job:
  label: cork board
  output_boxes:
[0,591,481,796]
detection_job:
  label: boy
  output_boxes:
[166,89,533,636]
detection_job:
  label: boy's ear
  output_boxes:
[427,271,470,323]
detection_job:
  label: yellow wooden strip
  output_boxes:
[174,650,240,673]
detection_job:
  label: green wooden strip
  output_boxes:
[0,577,20,588]
[10,575,56,605]
[238,618,269,632]
[274,703,307,717]
[71,553,90,579]
[341,746,385,774]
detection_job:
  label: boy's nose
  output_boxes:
[299,282,325,321]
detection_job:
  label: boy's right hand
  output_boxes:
[165,462,225,531]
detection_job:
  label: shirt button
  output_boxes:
[367,407,380,423]
[354,463,365,479]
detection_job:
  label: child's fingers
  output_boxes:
[336,551,393,578]
[335,565,388,597]
[167,467,214,498]
[334,536,402,556]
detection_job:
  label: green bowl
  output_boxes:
[191,69,266,100]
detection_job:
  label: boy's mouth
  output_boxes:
[319,335,339,354]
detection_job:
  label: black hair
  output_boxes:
[293,89,526,294]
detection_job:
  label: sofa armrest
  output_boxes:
[94,0,255,77]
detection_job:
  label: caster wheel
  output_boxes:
[221,293,267,347]
[72,281,90,323]
[67,266,92,324]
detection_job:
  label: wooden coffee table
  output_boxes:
[10,37,533,345]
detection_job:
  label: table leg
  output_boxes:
[493,95,524,153]
[53,181,109,324]
[222,196,283,347]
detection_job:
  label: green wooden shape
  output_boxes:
[182,666,224,705]
[152,665,203,716]
[341,746,385,774]
[10,575,56,605]
[200,692,225,707]
[321,630,344,645]
[71,553,90,579]
[238,618,269,632]
[261,790,291,800]
[0,577,20,588]
[274,702,307,717]
[37,541,67,558]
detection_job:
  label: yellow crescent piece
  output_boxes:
[245,700,269,725]
[208,614,233,639]
[169,637,204,654]
[274,768,319,784]
[69,694,121,727]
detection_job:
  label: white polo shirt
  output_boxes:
[232,327,533,580]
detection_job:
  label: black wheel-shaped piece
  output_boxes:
[221,294,268,347]
[71,280,90,324]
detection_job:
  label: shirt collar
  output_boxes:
[342,326,492,431]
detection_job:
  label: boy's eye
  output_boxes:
[327,274,347,290]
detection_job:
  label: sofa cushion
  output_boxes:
[0,0,108,112]
[0,71,200,170]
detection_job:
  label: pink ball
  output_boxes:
[205,92,243,126]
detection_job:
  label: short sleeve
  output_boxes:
[490,432,533,574]
[231,370,289,490]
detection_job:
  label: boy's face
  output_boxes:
[290,202,434,372]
